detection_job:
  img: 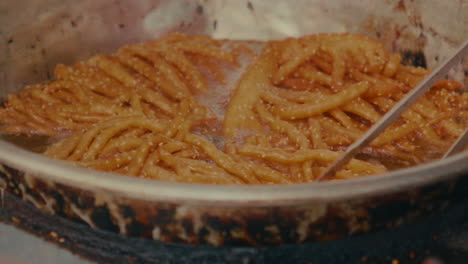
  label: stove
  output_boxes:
[1,190,468,264]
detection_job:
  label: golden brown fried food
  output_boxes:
[0,33,240,136]
[1,33,466,184]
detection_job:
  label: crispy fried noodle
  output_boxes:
[0,33,466,184]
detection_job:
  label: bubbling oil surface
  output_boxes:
[0,133,59,153]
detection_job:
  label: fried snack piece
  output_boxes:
[223,46,277,137]
[44,114,248,185]
[0,33,240,136]
[224,33,466,181]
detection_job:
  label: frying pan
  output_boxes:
[0,0,467,246]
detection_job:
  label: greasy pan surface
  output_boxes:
[3,188,468,264]
[0,0,467,246]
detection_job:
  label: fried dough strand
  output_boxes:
[0,33,239,136]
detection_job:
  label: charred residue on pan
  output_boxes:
[91,205,119,233]
[201,215,241,245]
[121,205,136,218]
[309,216,349,241]
[247,1,254,11]
[152,206,177,225]
[60,184,95,210]
[401,50,427,68]
[120,206,150,237]
[2,166,21,195]
[196,5,204,15]
[270,209,299,243]
[1,158,468,246]
[369,199,414,225]
[125,219,148,237]
[46,188,65,215]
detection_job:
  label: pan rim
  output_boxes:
[0,139,467,205]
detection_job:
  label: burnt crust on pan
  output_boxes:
[1,162,466,246]
[2,187,468,264]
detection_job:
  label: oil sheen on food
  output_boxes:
[0,33,466,184]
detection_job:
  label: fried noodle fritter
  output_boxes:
[0,33,466,184]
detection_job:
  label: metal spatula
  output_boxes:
[318,40,468,181]
[443,128,468,158]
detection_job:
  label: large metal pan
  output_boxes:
[0,0,467,246]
